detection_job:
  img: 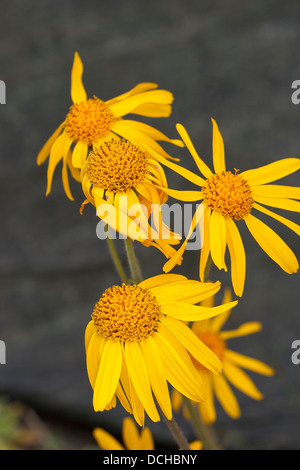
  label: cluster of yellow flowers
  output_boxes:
[37,52,300,450]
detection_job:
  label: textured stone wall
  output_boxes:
[0,0,300,449]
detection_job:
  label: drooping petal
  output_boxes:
[222,361,264,400]
[37,121,65,165]
[210,288,233,333]
[225,217,246,297]
[209,210,227,272]
[119,120,184,147]
[244,213,299,274]
[46,132,73,196]
[197,372,216,424]
[86,333,105,389]
[199,206,211,282]
[71,52,87,104]
[124,341,160,422]
[141,336,172,420]
[153,328,204,402]
[212,373,241,419]
[93,339,123,411]
[71,140,88,169]
[161,316,222,374]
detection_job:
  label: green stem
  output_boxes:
[106,226,128,284]
[183,397,221,450]
[124,237,143,284]
[162,415,190,451]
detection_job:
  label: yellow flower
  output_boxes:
[84,274,238,426]
[172,289,274,424]
[146,119,300,296]
[80,136,180,258]
[93,417,202,450]
[37,52,183,200]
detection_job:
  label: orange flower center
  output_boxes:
[84,138,148,192]
[202,170,253,220]
[65,97,116,145]
[191,331,225,371]
[92,284,162,342]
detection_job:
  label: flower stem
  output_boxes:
[162,415,190,450]
[183,397,221,450]
[124,237,143,284]
[106,226,129,284]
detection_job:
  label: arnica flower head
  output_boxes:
[93,417,202,451]
[36,52,183,200]
[80,136,181,258]
[172,289,274,424]
[84,274,238,426]
[146,119,300,297]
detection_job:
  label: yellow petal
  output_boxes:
[141,336,172,420]
[71,140,88,169]
[212,373,241,419]
[241,158,300,186]
[176,123,213,178]
[161,316,222,374]
[141,142,206,187]
[153,328,204,402]
[197,372,216,424]
[224,350,275,376]
[253,202,300,236]
[199,206,211,282]
[108,89,174,117]
[120,120,184,147]
[93,339,122,411]
[37,121,65,165]
[124,341,160,422]
[222,361,264,400]
[138,274,187,290]
[211,118,226,174]
[46,132,73,196]
[209,210,227,271]
[71,52,87,104]
[160,300,238,322]
[122,418,142,450]
[225,217,246,297]
[220,321,262,340]
[244,213,299,274]
[252,184,300,200]
[86,333,105,389]
[105,83,158,106]
[253,195,300,213]
[93,428,124,451]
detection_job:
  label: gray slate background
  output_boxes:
[0,0,300,450]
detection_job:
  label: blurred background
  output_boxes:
[0,0,300,450]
